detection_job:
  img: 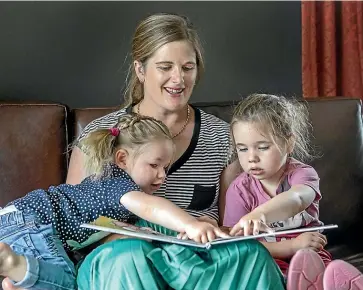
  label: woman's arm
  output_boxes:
[218,160,242,225]
[66,146,87,185]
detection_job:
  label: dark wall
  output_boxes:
[0,1,301,108]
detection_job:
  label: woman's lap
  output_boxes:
[77,238,167,290]
[149,239,285,289]
[77,234,285,290]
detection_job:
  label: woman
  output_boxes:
[2,13,285,290]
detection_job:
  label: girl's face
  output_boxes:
[232,121,293,185]
[118,139,174,194]
[134,40,198,112]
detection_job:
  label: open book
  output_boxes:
[80,217,338,250]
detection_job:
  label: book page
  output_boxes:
[81,217,338,249]
[82,216,210,248]
[210,224,338,246]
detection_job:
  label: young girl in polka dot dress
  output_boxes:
[0,113,227,290]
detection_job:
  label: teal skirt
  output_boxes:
[77,221,285,290]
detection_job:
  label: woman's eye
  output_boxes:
[238,148,248,152]
[150,164,158,168]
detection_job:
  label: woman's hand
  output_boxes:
[292,232,327,253]
[230,213,274,236]
[183,220,230,243]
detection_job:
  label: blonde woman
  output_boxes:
[73,13,284,290]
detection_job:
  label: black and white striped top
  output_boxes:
[77,105,232,221]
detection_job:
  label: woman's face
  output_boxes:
[135,40,198,112]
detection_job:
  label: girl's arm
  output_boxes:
[230,184,315,235]
[261,232,327,259]
[120,191,229,243]
[241,184,315,224]
[261,240,296,259]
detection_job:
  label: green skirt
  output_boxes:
[77,221,285,290]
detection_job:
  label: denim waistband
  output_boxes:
[0,209,36,227]
[0,205,17,216]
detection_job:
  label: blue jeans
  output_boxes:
[0,209,76,289]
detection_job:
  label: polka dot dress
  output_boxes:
[11,164,140,251]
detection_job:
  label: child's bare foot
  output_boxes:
[0,243,27,282]
[2,277,25,290]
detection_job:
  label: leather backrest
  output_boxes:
[71,107,119,140]
[0,103,69,206]
[306,99,363,245]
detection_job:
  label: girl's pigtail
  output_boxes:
[78,128,118,178]
[78,113,172,179]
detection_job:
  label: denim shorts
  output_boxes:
[0,208,76,290]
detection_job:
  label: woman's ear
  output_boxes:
[115,149,129,170]
[134,60,145,83]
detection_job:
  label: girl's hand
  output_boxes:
[177,215,219,240]
[182,221,230,243]
[230,213,274,236]
[292,232,327,253]
[196,215,219,227]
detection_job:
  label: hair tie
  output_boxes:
[109,127,120,137]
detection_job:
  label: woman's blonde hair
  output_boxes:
[78,113,173,178]
[123,13,205,107]
[231,93,315,162]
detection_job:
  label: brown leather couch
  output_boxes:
[0,98,362,271]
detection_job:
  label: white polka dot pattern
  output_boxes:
[11,164,140,251]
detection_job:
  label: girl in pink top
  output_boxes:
[224,93,363,290]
